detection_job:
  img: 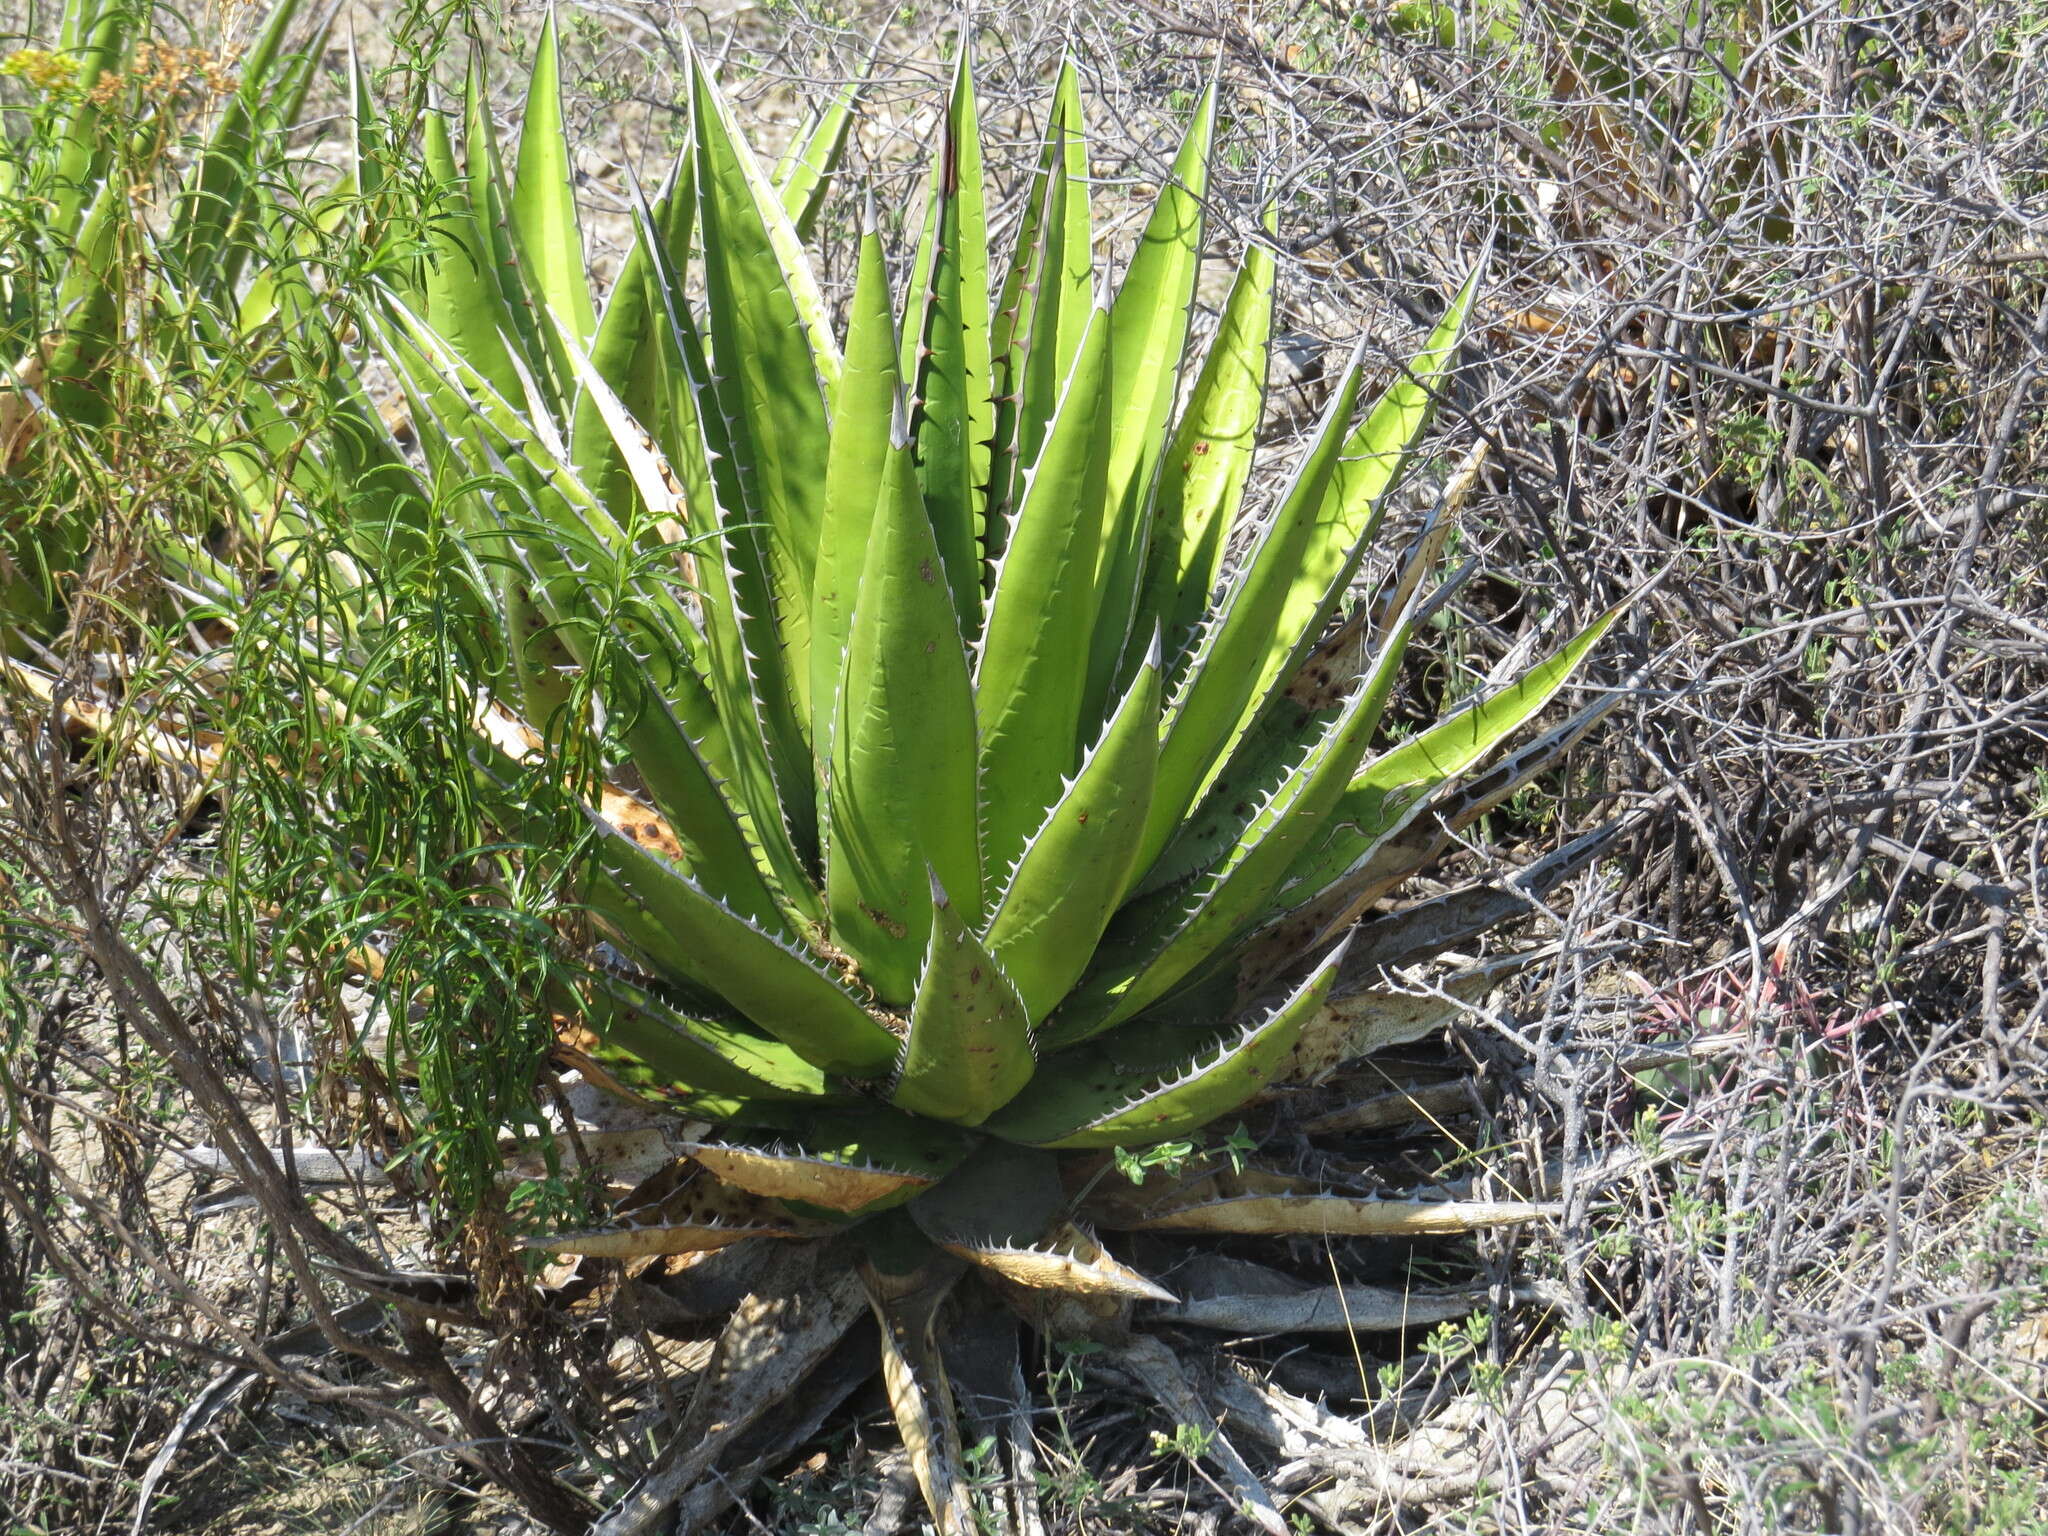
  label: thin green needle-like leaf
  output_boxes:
[172,0,319,291]
[588,811,900,1078]
[890,875,1035,1125]
[975,305,1111,885]
[826,422,982,1005]
[985,635,1161,1024]
[512,8,597,351]
[986,941,1344,1148]
[46,5,128,243]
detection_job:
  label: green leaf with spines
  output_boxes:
[987,61,1092,542]
[1137,214,1276,665]
[901,54,994,632]
[688,59,831,869]
[974,304,1112,885]
[463,57,565,410]
[813,217,902,780]
[1134,347,1370,873]
[772,75,860,239]
[1276,607,1621,909]
[985,941,1346,1148]
[586,808,900,1077]
[1085,82,1217,721]
[1045,602,1419,1046]
[825,417,983,1003]
[512,9,598,355]
[632,184,824,915]
[568,149,695,527]
[984,635,1162,1024]
[889,875,1035,1124]
[1229,278,1477,748]
[579,967,835,1100]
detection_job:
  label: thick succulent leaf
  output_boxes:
[633,199,823,900]
[586,809,900,1077]
[1140,284,1474,869]
[1050,607,1417,1045]
[1135,348,1368,870]
[1085,84,1216,719]
[691,51,843,389]
[568,151,693,520]
[686,1107,976,1216]
[939,1221,1175,1304]
[985,941,1344,1149]
[1275,608,1620,912]
[415,107,525,406]
[463,59,562,406]
[512,9,598,352]
[691,55,832,728]
[975,305,1111,881]
[889,876,1034,1124]
[772,75,859,239]
[906,1140,1065,1248]
[391,305,786,928]
[574,966,834,1100]
[1233,277,1477,733]
[810,220,897,778]
[901,55,993,625]
[825,427,982,1003]
[1245,689,1621,981]
[984,638,1160,1023]
[1137,218,1276,664]
[988,61,1092,533]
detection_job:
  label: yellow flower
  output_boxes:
[1,47,82,95]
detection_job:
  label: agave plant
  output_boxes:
[188,31,1620,1531]
[0,0,328,644]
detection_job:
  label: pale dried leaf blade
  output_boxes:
[939,1220,1177,1303]
[860,1261,976,1536]
[684,1142,935,1213]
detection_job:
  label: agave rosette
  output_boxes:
[221,33,1620,1231]
[193,30,1618,1476]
